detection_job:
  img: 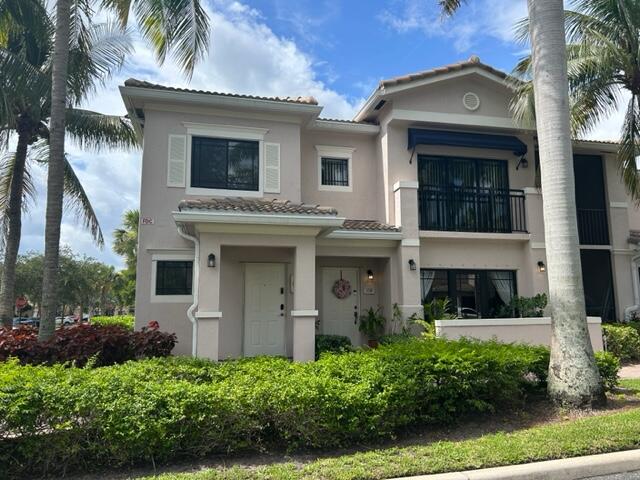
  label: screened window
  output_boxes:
[191,136,259,191]
[420,269,516,318]
[321,157,349,187]
[156,261,193,296]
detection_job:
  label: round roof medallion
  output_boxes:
[463,91,480,111]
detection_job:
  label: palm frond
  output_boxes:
[62,157,104,247]
[65,108,139,151]
[438,0,466,16]
[132,0,210,78]
[0,148,36,252]
[99,0,132,27]
[618,94,640,203]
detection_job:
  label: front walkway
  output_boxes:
[620,364,640,379]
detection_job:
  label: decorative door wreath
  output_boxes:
[332,271,352,299]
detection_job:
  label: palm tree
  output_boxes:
[439,0,604,407]
[0,0,137,329]
[511,0,640,200]
[113,209,139,271]
[41,0,210,340]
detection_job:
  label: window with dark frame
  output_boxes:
[156,260,193,296]
[191,136,259,191]
[420,268,516,318]
[321,156,349,187]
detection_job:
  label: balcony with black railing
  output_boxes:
[418,186,527,234]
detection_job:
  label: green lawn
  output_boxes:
[143,391,640,480]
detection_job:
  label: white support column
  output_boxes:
[196,234,221,360]
[292,237,317,361]
[394,181,423,319]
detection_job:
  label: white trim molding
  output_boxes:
[327,230,403,240]
[173,210,346,228]
[393,180,419,191]
[523,187,542,195]
[315,145,355,192]
[435,316,601,327]
[150,253,195,304]
[610,202,628,209]
[401,238,420,246]
[195,311,222,319]
[291,310,319,317]
[183,122,269,140]
[420,230,530,242]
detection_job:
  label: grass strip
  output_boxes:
[146,404,640,480]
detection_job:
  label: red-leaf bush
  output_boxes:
[0,324,176,367]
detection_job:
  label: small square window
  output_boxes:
[156,261,193,296]
[321,157,349,187]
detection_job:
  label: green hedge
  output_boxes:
[0,338,617,478]
[90,315,135,330]
[315,334,352,358]
[602,324,640,361]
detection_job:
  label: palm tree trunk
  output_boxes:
[0,124,30,328]
[527,0,604,407]
[39,0,71,341]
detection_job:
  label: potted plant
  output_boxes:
[359,306,386,348]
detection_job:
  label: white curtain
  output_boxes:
[422,270,436,299]
[488,271,513,306]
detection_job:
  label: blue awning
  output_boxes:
[407,128,527,157]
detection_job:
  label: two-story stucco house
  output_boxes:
[120,56,640,362]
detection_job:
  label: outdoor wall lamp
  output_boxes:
[367,269,374,280]
[516,156,529,170]
[208,253,216,268]
[537,261,546,273]
[408,259,417,271]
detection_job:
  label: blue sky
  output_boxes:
[17,0,626,268]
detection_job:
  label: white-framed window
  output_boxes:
[182,123,272,197]
[316,145,355,192]
[150,253,194,303]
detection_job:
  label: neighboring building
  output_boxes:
[120,56,640,361]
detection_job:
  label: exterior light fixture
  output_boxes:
[367,269,374,280]
[516,156,529,170]
[537,261,546,273]
[408,259,417,271]
[208,253,216,268]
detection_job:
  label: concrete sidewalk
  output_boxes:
[620,364,640,379]
[390,449,640,480]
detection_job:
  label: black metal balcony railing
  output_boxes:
[418,186,527,233]
[577,208,609,245]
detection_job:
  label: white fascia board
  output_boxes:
[311,119,380,135]
[119,86,144,139]
[120,86,323,117]
[173,210,346,228]
[435,316,602,327]
[573,140,618,153]
[392,109,527,131]
[326,230,403,240]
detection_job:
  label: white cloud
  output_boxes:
[378,0,528,53]
[17,0,363,268]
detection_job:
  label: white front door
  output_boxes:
[321,267,360,345]
[244,263,286,357]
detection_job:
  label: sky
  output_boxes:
[19,0,628,269]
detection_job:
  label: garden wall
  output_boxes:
[435,317,604,350]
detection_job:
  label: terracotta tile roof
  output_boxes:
[629,230,640,244]
[379,55,509,89]
[575,138,619,145]
[124,78,319,106]
[341,219,400,232]
[178,197,338,216]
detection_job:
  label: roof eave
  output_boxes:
[173,210,345,228]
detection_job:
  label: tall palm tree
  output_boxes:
[113,208,139,270]
[0,0,137,328]
[511,0,640,201]
[439,0,604,407]
[41,0,210,340]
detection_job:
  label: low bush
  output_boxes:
[602,324,640,361]
[595,351,621,391]
[91,315,135,330]
[0,323,176,367]
[0,337,620,478]
[378,332,414,345]
[315,334,352,358]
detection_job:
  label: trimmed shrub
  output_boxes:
[602,324,640,361]
[91,315,135,330]
[0,324,176,367]
[315,334,352,358]
[595,351,620,391]
[0,338,552,478]
[379,332,414,345]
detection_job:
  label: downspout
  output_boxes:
[176,224,199,357]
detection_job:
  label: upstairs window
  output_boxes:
[156,260,193,296]
[321,157,349,187]
[316,145,355,192]
[191,136,259,191]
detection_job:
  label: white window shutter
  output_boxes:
[264,142,280,193]
[167,135,186,187]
